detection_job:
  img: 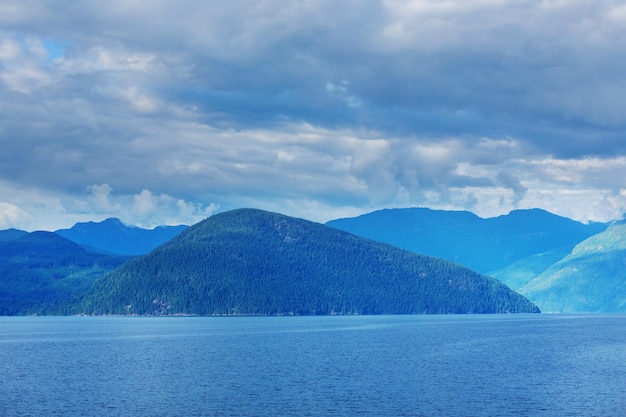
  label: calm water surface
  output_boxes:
[1,314,625,416]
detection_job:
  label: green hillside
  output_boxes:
[0,231,131,315]
[518,224,626,313]
[75,209,539,316]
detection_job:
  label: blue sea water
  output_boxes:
[0,314,625,416]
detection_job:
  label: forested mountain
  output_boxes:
[75,209,539,316]
[0,231,130,315]
[0,228,28,242]
[516,224,626,313]
[327,208,606,274]
[56,218,187,256]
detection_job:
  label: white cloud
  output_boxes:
[0,36,52,93]
[133,189,156,217]
[176,200,220,224]
[349,139,398,202]
[60,46,156,74]
[2,0,626,230]
[87,184,117,212]
[0,202,33,230]
[0,180,220,231]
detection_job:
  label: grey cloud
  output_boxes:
[2,0,626,228]
[4,1,625,147]
[497,171,528,205]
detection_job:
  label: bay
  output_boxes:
[1,314,625,416]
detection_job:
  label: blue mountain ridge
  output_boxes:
[327,208,606,274]
[55,218,188,256]
[518,223,626,313]
[0,207,617,314]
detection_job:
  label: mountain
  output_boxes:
[74,208,539,316]
[0,231,130,315]
[55,218,188,256]
[0,228,28,242]
[490,245,575,290]
[327,208,606,274]
[517,224,626,313]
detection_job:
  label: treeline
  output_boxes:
[75,209,539,315]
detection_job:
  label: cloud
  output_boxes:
[496,171,528,205]
[0,36,52,93]
[133,189,156,217]
[0,202,33,230]
[78,185,221,228]
[1,0,626,229]
[87,184,118,212]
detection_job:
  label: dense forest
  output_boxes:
[0,231,130,315]
[75,209,539,316]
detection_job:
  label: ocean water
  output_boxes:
[0,314,624,417]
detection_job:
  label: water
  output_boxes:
[1,315,625,416]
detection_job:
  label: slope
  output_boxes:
[0,231,131,315]
[327,208,606,274]
[56,218,188,256]
[491,245,576,290]
[518,223,626,313]
[75,208,539,316]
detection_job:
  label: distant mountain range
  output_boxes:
[328,208,626,313]
[74,209,538,315]
[55,218,188,256]
[515,223,626,313]
[327,208,606,274]
[1,207,624,314]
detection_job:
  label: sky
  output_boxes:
[2,0,626,231]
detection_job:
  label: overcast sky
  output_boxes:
[2,0,626,230]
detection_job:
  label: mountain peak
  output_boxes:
[73,217,127,229]
[0,230,86,260]
[99,217,126,226]
[55,218,187,256]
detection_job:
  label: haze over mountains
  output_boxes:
[327,208,606,274]
[328,208,625,313]
[0,207,624,314]
[517,223,626,313]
